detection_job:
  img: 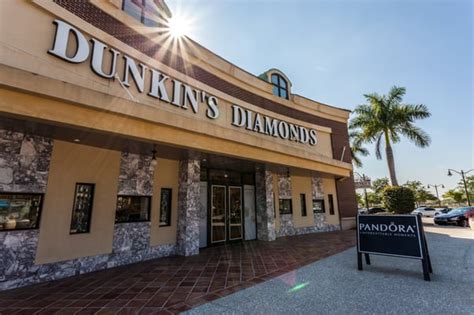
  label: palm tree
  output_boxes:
[349,130,369,168]
[349,86,431,186]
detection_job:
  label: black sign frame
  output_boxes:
[356,214,433,281]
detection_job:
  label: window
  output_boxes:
[122,0,161,27]
[300,194,307,217]
[70,183,95,234]
[0,193,43,231]
[271,73,289,99]
[279,198,292,214]
[313,199,325,213]
[328,194,335,215]
[159,188,172,226]
[115,196,151,223]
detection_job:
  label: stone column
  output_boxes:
[277,171,294,237]
[176,157,200,256]
[112,151,154,254]
[312,175,329,228]
[255,166,276,241]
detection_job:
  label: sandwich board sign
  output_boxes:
[356,214,433,281]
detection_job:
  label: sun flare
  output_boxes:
[167,15,190,38]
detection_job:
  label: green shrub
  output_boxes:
[382,186,415,214]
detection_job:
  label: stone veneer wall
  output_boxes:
[1,233,176,291]
[0,129,53,289]
[276,175,339,237]
[276,213,339,237]
[278,173,292,199]
[312,176,324,199]
[0,145,178,291]
[0,129,53,193]
[277,173,293,236]
[113,152,154,254]
[117,151,154,196]
[176,158,200,256]
[255,167,276,241]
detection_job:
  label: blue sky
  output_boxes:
[168,0,473,196]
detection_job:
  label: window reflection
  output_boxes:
[70,183,95,234]
[270,73,289,99]
[279,198,292,214]
[122,0,161,27]
[0,193,43,231]
[159,188,172,226]
[115,195,151,223]
[313,199,325,213]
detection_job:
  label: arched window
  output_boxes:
[271,73,289,99]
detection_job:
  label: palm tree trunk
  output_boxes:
[384,132,399,186]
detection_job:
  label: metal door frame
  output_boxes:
[228,186,243,241]
[210,184,227,244]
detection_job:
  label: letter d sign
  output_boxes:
[48,20,89,63]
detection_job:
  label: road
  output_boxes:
[186,222,474,315]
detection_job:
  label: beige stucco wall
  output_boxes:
[0,0,352,177]
[36,140,120,264]
[274,172,340,230]
[322,178,340,225]
[150,158,179,246]
[292,175,314,228]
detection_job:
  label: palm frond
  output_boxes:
[349,86,432,173]
[352,153,363,168]
[349,129,370,167]
[387,86,406,105]
[399,104,431,121]
[398,124,431,147]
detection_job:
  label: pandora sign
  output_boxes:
[48,20,317,146]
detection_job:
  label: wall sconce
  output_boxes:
[151,147,157,167]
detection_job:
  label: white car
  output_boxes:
[411,207,437,217]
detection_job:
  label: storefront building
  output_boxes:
[0,0,357,290]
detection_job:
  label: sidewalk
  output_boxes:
[186,225,474,314]
[0,230,355,314]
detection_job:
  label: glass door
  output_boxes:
[211,185,226,244]
[228,186,243,241]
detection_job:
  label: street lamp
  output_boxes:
[426,184,444,207]
[447,169,473,206]
[354,172,371,211]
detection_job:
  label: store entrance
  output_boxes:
[200,169,255,246]
[210,185,243,244]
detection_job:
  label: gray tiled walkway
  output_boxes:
[186,224,474,314]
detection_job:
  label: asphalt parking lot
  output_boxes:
[186,221,474,315]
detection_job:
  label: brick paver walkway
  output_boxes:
[0,230,355,314]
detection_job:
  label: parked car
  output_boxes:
[434,207,474,227]
[434,207,451,216]
[411,207,437,217]
[367,207,386,214]
[358,208,368,214]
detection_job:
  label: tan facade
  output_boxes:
[0,0,352,178]
[36,141,121,264]
[150,158,179,246]
[0,0,357,290]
